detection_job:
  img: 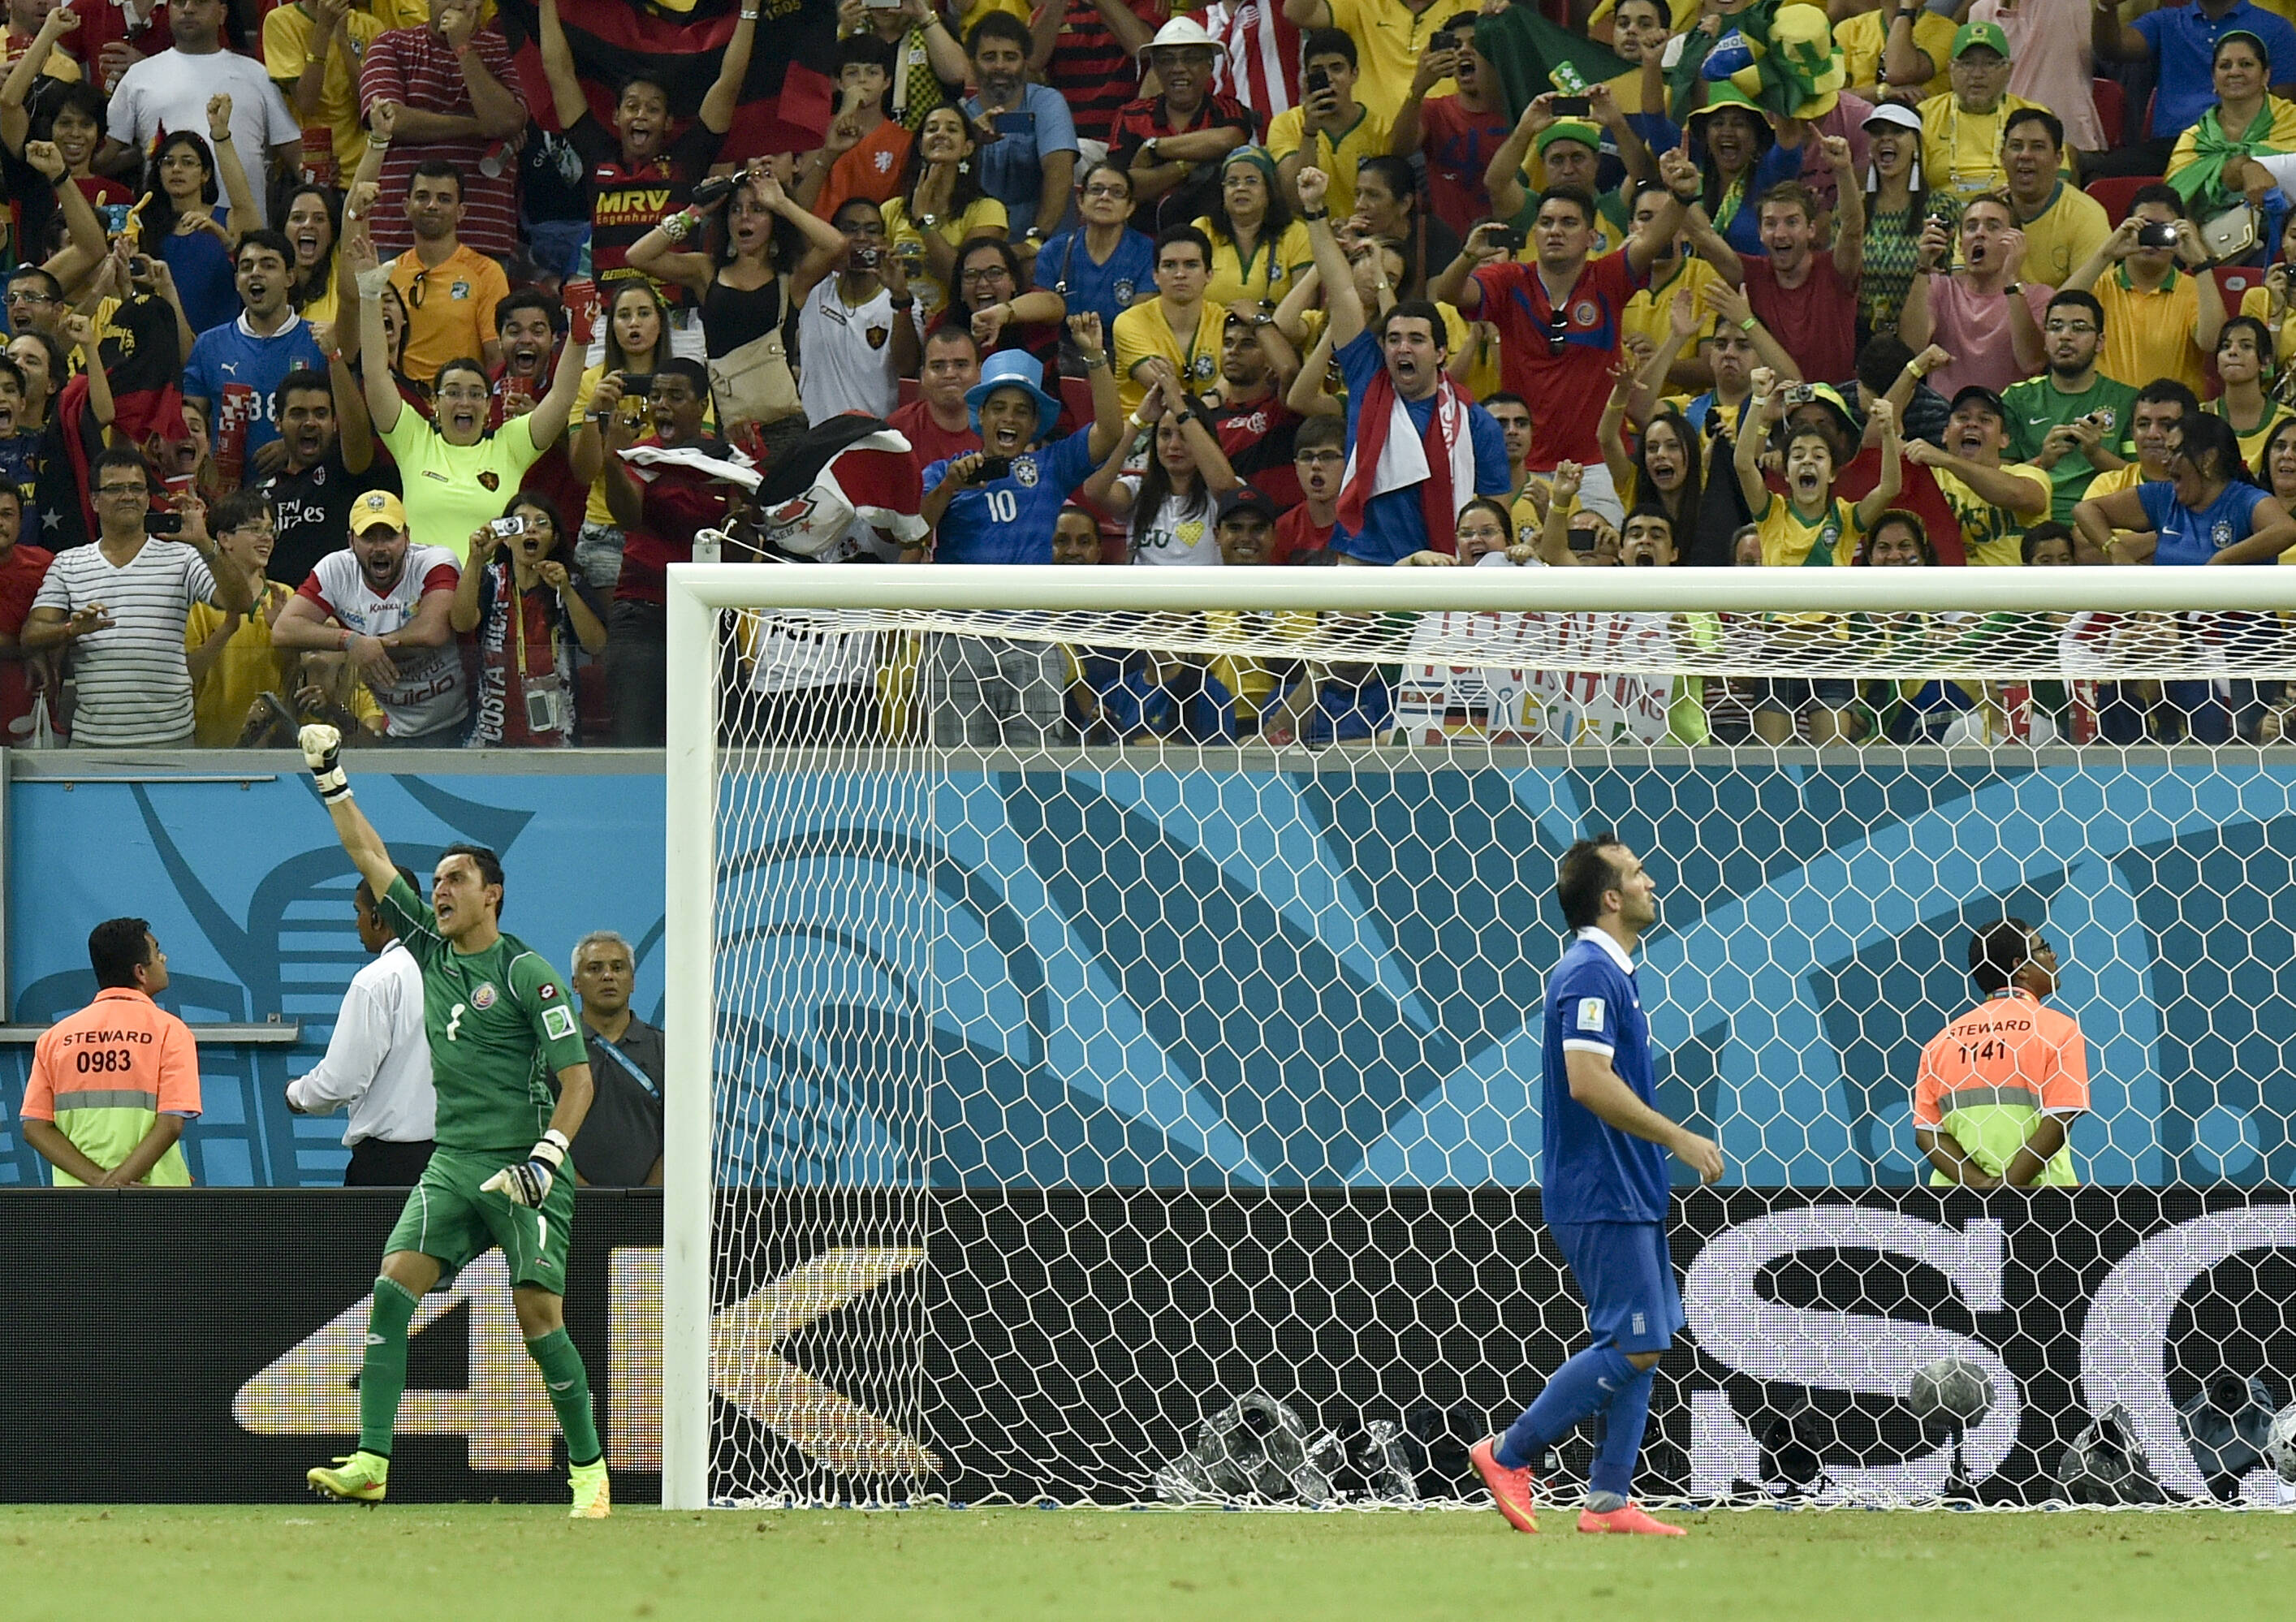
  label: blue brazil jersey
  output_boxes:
[925,426,1098,565]
[1542,927,1670,1224]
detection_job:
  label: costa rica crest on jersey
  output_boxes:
[472,982,499,1009]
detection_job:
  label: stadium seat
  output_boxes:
[2091,78,2125,149]
[1060,374,1094,434]
[2085,174,2161,223]
[897,376,921,408]
[2216,265,2262,307]
[576,660,611,744]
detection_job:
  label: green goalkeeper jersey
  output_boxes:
[379,875,589,1153]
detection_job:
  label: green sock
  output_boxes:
[526,1329,603,1468]
[358,1276,421,1457]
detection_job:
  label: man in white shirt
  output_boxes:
[21,445,255,746]
[271,490,468,744]
[287,865,438,1186]
[102,0,300,224]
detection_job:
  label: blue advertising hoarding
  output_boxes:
[6,751,2292,1188]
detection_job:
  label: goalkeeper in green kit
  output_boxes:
[297,725,611,1517]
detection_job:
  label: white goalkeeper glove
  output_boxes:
[482,1129,571,1207]
[300,723,351,804]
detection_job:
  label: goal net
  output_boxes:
[663,562,2296,1513]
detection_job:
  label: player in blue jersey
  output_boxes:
[1471,835,1724,1536]
[918,313,1126,564]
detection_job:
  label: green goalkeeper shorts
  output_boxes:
[382,1145,575,1295]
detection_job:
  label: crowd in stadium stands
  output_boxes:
[9,0,2296,749]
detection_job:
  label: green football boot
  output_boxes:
[309,1451,389,1505]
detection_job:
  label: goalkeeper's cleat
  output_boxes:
[1577,1501,1685,1536]
[1469,1437,1541,1534]
[568,1458,611,1519]
[309,1451,389,1504]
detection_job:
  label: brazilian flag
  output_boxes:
[1471,7,1631,125]
[1664,0,1845,123]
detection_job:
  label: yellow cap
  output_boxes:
[349,490,408,534]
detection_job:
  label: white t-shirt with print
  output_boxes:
[1117,480,1224,566]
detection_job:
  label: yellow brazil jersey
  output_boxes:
[1511,489,1543,550]
[2240,284,2296,377]
[2206,396,2296,473]
[1832,6,1955,101]
[952,0,1028,39]
[1265,106,1393,224]
[1933,462,2051,567]
[2012,183,2112,291]
[263,4,389,188]
[1759,492,1859,569]
[185,584,295,749]
[1918,91,2044,197]
[881,195,1008,320]
[1192,218,1314,314]
[1623,254,1720,357]
[2096,265,2206,394]
[1324,0,1457,124]
[1115,296,1230,416]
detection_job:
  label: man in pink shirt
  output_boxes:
[1899,192,2050,399]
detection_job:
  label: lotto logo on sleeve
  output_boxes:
[1577,998,1605,1033]
[543,1006,577,1041]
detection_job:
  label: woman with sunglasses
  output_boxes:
[628,163,848,437]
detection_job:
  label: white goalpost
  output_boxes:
[663,563,2296,1513]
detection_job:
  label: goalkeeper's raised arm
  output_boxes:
[302,723,402,905]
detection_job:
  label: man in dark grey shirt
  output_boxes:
[569,930,664,1187]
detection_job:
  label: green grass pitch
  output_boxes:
[6,1503,2293,1621]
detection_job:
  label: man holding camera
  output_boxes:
[2062,186,2225,397]
[20,446,254,748]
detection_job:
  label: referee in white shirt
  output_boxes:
[286,864,438,1185]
